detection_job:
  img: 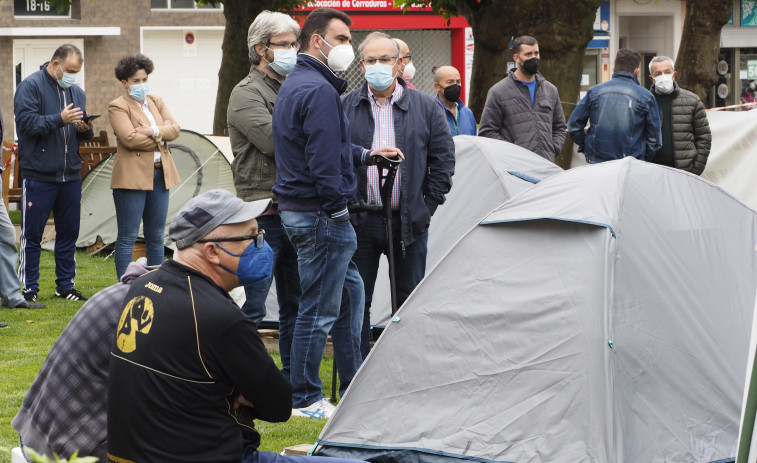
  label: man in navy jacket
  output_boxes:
[272,8,400,419]
[342,32,454,358]
[14,44,93,303]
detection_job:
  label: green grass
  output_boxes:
[6,210,20,225]
[0,251,330,462]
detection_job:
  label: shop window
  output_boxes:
[739,48,757,108]
[151,0,219,9]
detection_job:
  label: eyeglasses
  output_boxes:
[401,54,412,63]
[196,230,266,248]
[268,41,300,50]
[362,56,398,66]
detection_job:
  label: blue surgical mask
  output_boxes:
[365,63,396,91]
[266,47,297,76]
[215,241,273,286]
[129,83,149,102]
[57,67,76,89]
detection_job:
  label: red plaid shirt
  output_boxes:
[366,84,403,210]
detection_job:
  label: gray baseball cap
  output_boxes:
[169,189,271,249]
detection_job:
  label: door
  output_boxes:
[13,38,86,90]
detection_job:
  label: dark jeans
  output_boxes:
[353,212,428,359]
[241,448,368,463]
[280,210,364,408]
[241,214,301,377]
[18,179,81,293]
[112,168,169,279]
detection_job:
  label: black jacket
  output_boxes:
[342,79,455,246]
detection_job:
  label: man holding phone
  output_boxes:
[14,43,94,303]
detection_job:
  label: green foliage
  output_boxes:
[24,448,99,463]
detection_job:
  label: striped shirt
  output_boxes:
[366,83,403,210]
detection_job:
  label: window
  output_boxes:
[151,0,219,9]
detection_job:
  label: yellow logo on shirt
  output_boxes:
[116,296,154,353]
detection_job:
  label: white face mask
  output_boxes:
[318,35,354,72]
[403,61,416,80]
[654,73,675,94]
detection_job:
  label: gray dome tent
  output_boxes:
[260,136,564,327]
[315,158,755,463]
[43,130,235,253]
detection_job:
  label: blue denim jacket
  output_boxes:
[567,72,662,163]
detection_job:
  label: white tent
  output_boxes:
[43,130,235,254]
[316,158,757,463]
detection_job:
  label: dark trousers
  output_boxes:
[18,179,81,294]
[353,212,428,358]
[241,214,301,378]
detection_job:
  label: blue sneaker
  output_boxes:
[291,398,336,419]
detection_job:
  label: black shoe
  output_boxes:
[55,288,88,301]
[12,300,46,309]
[0,321,7,328]
[23,290,38,302]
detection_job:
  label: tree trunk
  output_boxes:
[455,0,600,169]
[675,0,732,104]
[212,0,275,135]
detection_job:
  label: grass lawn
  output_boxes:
[0,250,330,462]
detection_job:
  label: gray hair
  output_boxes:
[247,11,301,65]
[357,31,400,59]
[649,55,674,74]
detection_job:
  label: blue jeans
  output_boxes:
[0,176,24,307]
[112,168,169,279]
[241,214,301,377]
[353,212,428,359]
[280,210,364,408]
[18,179,81,294]
[241,448,367,463]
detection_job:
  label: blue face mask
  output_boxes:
[266,47,297,76]
[129,83,149,102]
[215,241,273,286]
[365,63,396,91]
[57,68,76,89]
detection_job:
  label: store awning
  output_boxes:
[588,32,610,49]
[721,27,757,48]
[0,27,120,36]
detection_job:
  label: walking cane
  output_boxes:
[331,154,402,403]
[375,155,402,315]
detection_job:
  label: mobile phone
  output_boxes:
[84,114,101,123]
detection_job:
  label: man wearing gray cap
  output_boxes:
[107,189,292,462]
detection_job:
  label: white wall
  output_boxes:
[141,27,224,135]
[610,0,683,65]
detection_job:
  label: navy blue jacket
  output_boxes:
[567,72,662,163]
[14,67,93,182]
[272,54,368,217]
[342,80,455,246]
[435,95,477,136]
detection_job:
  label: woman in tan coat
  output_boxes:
[109,54,180,278]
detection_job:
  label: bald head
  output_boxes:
[395,38,410,58]
[434,66,460,84]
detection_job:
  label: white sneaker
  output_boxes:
[291,398,336,419]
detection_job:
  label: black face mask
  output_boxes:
[521,57,539,75]
[442,84,462,102]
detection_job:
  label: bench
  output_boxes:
[1,131,117,209]
[2,140,22,210]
